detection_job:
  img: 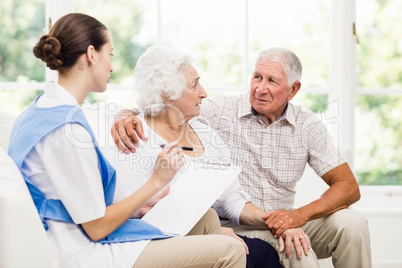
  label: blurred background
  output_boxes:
[1,0,401,186]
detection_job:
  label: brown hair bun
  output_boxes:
[33,35,64,70]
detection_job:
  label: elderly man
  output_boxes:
[112,47,371,268]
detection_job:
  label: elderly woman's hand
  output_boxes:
[131,186,170,218]
[221,227,249,255]
[150,142,185,188]
[110,109,147,154]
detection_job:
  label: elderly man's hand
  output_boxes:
[110,109,147,154]
[278,228,310,259]
[263,209,308,238]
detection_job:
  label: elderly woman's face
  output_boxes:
[169,66,207,121]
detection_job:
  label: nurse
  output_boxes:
[7,13,245,268]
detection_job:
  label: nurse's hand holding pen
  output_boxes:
[152,141,185,184]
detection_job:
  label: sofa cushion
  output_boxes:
[0,110,16,151]
[0,147,59,268]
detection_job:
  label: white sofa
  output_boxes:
[0,110,59,268]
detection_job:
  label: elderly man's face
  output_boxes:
[249,58,299,122]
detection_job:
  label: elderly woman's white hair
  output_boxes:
[133,45,196,116]
[255,47,302,86]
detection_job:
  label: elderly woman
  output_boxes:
[108,45,282,268]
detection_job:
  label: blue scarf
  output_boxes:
[8,98,170,243]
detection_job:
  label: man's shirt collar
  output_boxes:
[238,94,253,118]
[238,93,296,127]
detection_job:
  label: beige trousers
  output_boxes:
[133,208,246,268]
[223,209,372,268]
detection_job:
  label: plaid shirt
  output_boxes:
[199,93,345,211]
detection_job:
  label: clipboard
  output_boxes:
[141,161,242,236]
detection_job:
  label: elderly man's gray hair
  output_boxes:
[255,47,302,86]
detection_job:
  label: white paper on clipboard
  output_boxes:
[141,161,242,236]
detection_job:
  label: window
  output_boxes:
[2,0,400,186]
[249,0,330,89]
[355,0,402,185]
[160,0,245,88]
[75,0,156,106]
[0,0,45,114]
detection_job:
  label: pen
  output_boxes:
[159,144,196,151]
